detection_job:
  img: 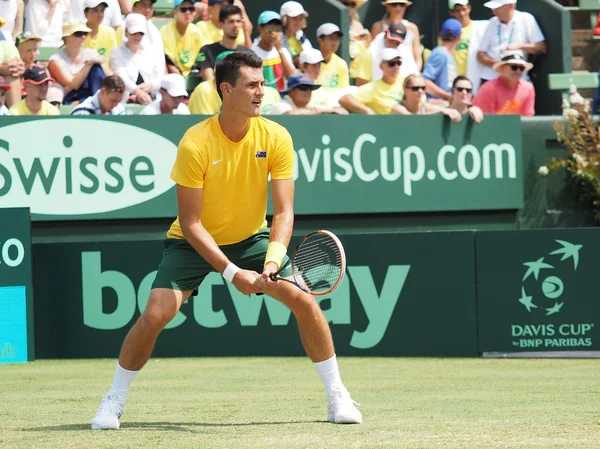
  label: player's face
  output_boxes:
[229,66,265,118]
[222,14,242,40]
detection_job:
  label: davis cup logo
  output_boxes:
[518,240,582,316]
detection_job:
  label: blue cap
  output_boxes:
[440,18,462,39]
[257,10,281,26]
[280,73,321,94]
[174,0,195,7]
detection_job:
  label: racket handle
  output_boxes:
[269,273,277,281]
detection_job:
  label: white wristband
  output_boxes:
[222,263,240,283]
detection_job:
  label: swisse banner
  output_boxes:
[0,207,34,363]
[0,115,523,221]
[477,229,600,354]
[32,232,477,358]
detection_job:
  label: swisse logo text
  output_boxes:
[81,252,410,349]
[293,134,517,195]
[0,120,177,215]
[0,238,24,268]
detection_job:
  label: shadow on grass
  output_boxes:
[23,420,326,432]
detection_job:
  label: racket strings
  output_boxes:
[294,235,343,293]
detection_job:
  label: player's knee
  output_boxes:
[140,307,176,331]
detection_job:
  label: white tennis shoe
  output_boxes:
[327,385,362,424]
[91,389,124,430]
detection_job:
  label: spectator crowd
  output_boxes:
[0,0,547,117]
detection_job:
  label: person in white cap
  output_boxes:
[339,47,404,114]
[280,1,312,66]
[129,0,166,79]
[476,0,546,85]
[315,23,349,95]
[473,49,535,116]
[298,47,332,108]
[110,12,163,104]
[140,73,190,114]
[83,0,118,61]
[67,0,124,38]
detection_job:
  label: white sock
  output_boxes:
[314,354,344,395]
[111,363,138,398]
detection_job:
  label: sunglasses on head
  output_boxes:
[178,6,195,12]
[408,85,426,92]
[510,64,525,72]
[73,31,88,38]
[455,87,472,93]
[386,60,402,67]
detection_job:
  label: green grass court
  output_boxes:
[1,357,599,448]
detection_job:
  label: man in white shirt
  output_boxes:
[476,0,546,83]
[140,73,190,115]
[71,74,126,114]
[25,0,64,47]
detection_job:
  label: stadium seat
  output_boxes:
[38,47,59,62]
[548,72,599,90]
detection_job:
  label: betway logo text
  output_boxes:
[0,120,177,215]
[294,134,517,195]
[81,252,409,349]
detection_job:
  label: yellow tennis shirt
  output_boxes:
[167,115,294,245]
[161,20,204,75]
[352,77,405,115]
[84,25,118,60]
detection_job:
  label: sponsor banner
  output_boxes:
[476,229,600,353]
[32,232,478,358]
[0,115,523,221]
[0,208,34,363]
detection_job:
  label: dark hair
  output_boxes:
[220,4,242,22]
[215,51,263,100]
[101,75,125,93]
[451,75,472,90]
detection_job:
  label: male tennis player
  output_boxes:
[91,51,362,429]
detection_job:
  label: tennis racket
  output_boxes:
[269,230,346,296]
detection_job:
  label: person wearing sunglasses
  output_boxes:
[422,18,461,102]
[339,47,404,115]
[371,0,422,72]
[391,73,461,122]
[448,76,483,123]
[160,0,204,76]
[47,19,110,106]
[472,49,534,116]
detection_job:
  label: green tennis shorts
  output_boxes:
[151,228,290,295]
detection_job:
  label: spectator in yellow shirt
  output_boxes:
[84,0,118,61]
[161,0,204,75]
[339,47,404,115]
[196,0,247,48]
[9,64,60,115]
[315,23,349,94]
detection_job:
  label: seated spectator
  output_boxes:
[16,32,41,69]
[48,20,109,106]
[1,35,24,107]
[448,75,483,122]
[10,64,60,115]
[299,48,333,108]
[340,0,371,78]
[197,0,246,48]
[280,1,312,66]
[193,4,251,81]
[129,0,166,77]
[0,0,24,44]
[472,49,535,116]
[339,48,404,115]
[315,23,349,94]
[371,0,422,71]
[71,74,126,114]
[251,10,296,91]
[423,18,461,102]
[0,75,11,114]
[140,73,189,115]
[391,73,461,121]
[477,0,546,85]
[110,13,161,104]
[161,0,203,76]
[68,0,124,40]
[24,0,64,47]
[268,73,347,115]
[83,0,118,60]
[353,22,416,86]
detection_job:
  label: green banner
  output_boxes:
[0,207,34,363]
[0,115,523,221]
[32,231,478,358]
[476,229,600,354]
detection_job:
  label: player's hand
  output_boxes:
[231,269,261,295]
[258,262,280,290]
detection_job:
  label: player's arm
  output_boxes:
[177,185,261,295]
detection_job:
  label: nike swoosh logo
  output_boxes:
[212,159,222,165]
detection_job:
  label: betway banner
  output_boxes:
[0,115,523,221]
[32,232,478,358]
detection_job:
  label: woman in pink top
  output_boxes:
[472,50,535,116]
